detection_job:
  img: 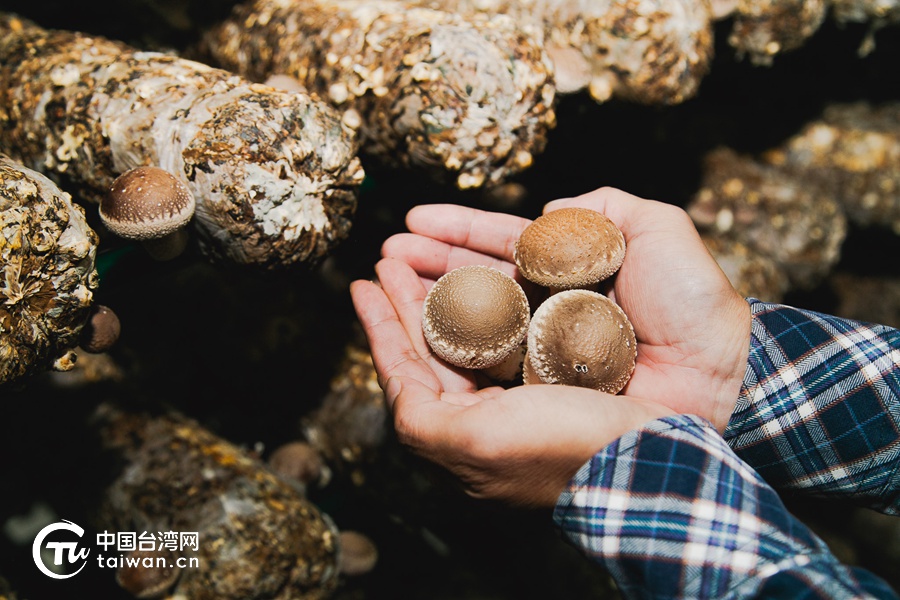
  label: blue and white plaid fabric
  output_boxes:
[553,301,900,598]
[726,300,900,512]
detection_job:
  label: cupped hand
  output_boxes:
[380,187,751,432]
[350,258,674,507]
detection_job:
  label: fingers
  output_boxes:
[352,258,474,394]
[405,204,531,262]
[545,186,693,242]
[382,233,521,285]
[373,257,432,359]
[349,278,442,397]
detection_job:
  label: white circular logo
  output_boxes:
[32,519,91,579]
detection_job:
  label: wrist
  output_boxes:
[710,294,753,433]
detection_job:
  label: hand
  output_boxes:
[350,258,675,507]
[380,187,751,432]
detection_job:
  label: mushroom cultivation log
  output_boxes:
[831,0,900,28]
[717,0,827,65]
[687,147,847,300]
[0,13,364,269]
[95,404,341,600]
[301,340,388,486]
[0,154,98,386]
[410,0,715,105]
[764,101,900,234]
[203,0,556,189]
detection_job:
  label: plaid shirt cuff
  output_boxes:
[725,299,900,512]
[553,415,897,599]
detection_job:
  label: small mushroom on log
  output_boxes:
[100,167,196,261]
[79,304,122,354]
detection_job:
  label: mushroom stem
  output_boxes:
[480,342,527,382]
[141,228,190,261]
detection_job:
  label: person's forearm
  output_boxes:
[553,415,897,599]
[725,300,900,512]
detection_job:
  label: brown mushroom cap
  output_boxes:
[100,167,195,240]
[116,549,180,599]
[514,207,625,290]
[422,265,530,369]
[268,441,325,487]
[79,304,121,354]
[526,289,636,393]
[338,530,379,576]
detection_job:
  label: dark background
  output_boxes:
[1,2,899,598]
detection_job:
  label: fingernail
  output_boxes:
[384,377,402,402]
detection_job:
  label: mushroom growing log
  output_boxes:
[95,404,341,600]
[687,146,847,293]
[0,13,364,269]
[202,0,556,189]
[831,0,900,28]
[764,101,900,234]
[0,154,98,386]
[715,0,827,65]
[412,0,716,105]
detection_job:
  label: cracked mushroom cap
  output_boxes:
[526,289,636,393]
[422,265,529,369]
[100,167,195,240]
[514,208,625,290]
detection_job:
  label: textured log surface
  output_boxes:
[0,14,363,269]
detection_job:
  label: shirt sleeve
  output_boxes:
[724,299,900,513]
[553,414,898,600]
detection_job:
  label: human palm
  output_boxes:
[350,187,751,506]
[378,187,751,432]
[351,256,674,506]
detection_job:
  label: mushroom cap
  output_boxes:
[338,530,379,577]
[514,208,625,289]
[268,441,325,487]
[100,167,195,240]
[422,265,530,369]
[526,289,636,393]
[116,549,180,599]
[80,304,121,354]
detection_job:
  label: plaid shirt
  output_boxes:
[554,300,900,599]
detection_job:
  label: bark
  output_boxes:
[0,154,98,385]
[203,0,556,189]
[0,14,364,269]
